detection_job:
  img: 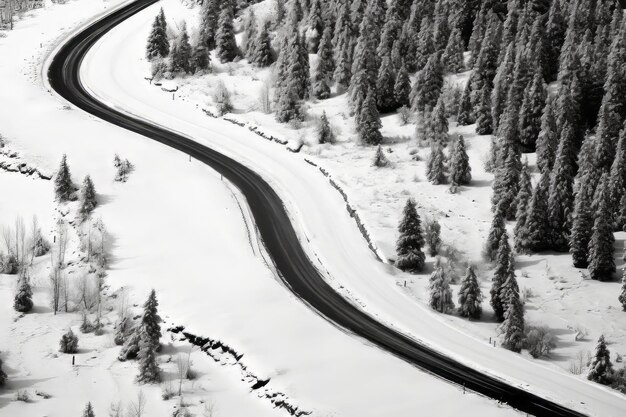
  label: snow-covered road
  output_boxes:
[70,1,626,416]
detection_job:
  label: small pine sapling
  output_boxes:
[372,145,390,168]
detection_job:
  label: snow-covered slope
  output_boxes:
[75,0,626,416]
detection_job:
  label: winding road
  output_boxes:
[48,1,587,416]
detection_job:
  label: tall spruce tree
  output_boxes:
[520,168,551,252]
[199,0,221,50]
[545,0,566,81]
[457,81,474,126]
[426,142,446,185]
[191,40,211,73]
[518,69,547,152]
[215,0,238,63]
[396,198,426,273]
[410,53,444,112]
[513,160,532,253]
[490,232,511,322]
[170,24,193,74]
[449,135,471,186]
[475,83,493,135]
[588,335,614,385]
[137,289,162,384]
[358,87,383,145]
[491,42,516,132]
[350,0,380,112]
[429,264,455,314]
[55,154,74,202]
[458,265,482,319]
[571,173,596,268]
[588,174,616,281]
[79,175,97,221]
[441,27,465,73]
[536,97,558,173]
[376,53,398,112]
[499,256,519,318]
[500,286,524,353]
[241,8,257,58]
[13,274,33,313]
[251,20,274,67]
[146,9,169,60]
[394,61,411,109]
[485,204,507,262]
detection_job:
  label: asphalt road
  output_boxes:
[47,1,587,415]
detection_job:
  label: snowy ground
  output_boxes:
[73,0,626,415]
[0,1,523,417]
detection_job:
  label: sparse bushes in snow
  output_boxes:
[59,329,79,354]
[114,154,134,183]
[523,325,557,358]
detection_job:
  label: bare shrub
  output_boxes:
[523,325,557,358]
[569,350,590,375]
[162,381,175,400]
[15,390,30,402]
[127,391,147,417]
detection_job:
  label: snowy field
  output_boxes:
[0,1,522,417]
[74,0,626,415]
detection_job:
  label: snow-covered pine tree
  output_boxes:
[425,218,441,257]
[199,0,221,50]
[619,269,626,311]
[349,0,380,112]
[79,175,97,221]
[59,329,79,353]
[456,81,474,126]
[609,124,626,223]
[520,168,551,252]
[251,20,274,67]
[475,82,493,135]
[372,145,390,168]
[332,1,352,93]
[137,289,162,383]
[448,134,471,186]
[428,94,448,145]
[545,0,566,81]
[83,402,95,417]
[393,61,411,109]
[570,171,596,268]
[215,0,238,63]
[312,63,331,99]
[458,265,482,319]
[491,145,521,221]
[170,24,193,74]
[470,15,499,111]
[484,203,507,262]
[588,174,616,281]
[426,142,446,185]
[441,26,464,74]
[318,111,335,144]
[588,335,614,385]
[358,87,383,146]
[500,286,524,353]
[274,0,286,28]
[376,54,397,112]
[306,0,324,52]
[513,160,532,253]
[146,9,169,60]
[191,40,211,73]
[518,68,546,152]
[499,255,519,317]
[490,231,511,322]
[491,42,515,132]
[429,264,454,314]
[55,154,74,202]
[13,273,33,313]
[395,198,426,273]
[241,8,257,58]
[317,26,334,80]
[414,19,435,72]
[410,53,443,112]
[536,97,558,173]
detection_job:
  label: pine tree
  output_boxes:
[520,169,551,252]
[499,256,519,317]
[491,42,516,132]
[475,83,493,135]
[55,154,74,202]
[428,94,448,145]
[588,174,616,281]
[376,54,397,112]
[13,274,33,313]
[137,289,162,383]
[618,269,626,311]
[393,61,410,109]
[251,20,274,67]
[536,97,558,173]
[441,27,464,73]
[426,142,446,185]
[79,175,97,221]
[199,0,221,50]
[350,0,380,111]
[312,64,331,99]
[146,9,169,60]
[191,40,211,73]
[215,0,238,63]
[470,16,500,110]
[170,24,193,74]
[485,204,507,262]
[241,8,257,58]
[458,265,482,319]
[545,0,566,81]
[570,172,596,268]
[306,0,324,52]
[318,111,335,144]
[513,160,532,253]
[588,335,614,385]
[490,231,511,322]
[410,53,443,112]
[358,87,383,146]
[425,218,442,257]
[609,124,626,224]
[275,0,286,27]
[372,145,390,167]
[429,264,454,314]
[83,402,95,417]
[500,286,524,353]
[449,134,471,186]
[414,19,435,71]
[456,81,474,126]
[332,1,353,92]
[491,143,521,221]
[518,69,546,152]
[317,26,335,79]
[396,198,426,273]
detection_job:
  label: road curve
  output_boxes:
[48,1,586,416]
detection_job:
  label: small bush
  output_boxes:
[213,81,233,116]
[114,155,134,182]
[372,145,390,167]
[59,329,79,354]
[397,105,412,125]
[15,390,30,402]
[611,368,626,394]
[523,325,557,358]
